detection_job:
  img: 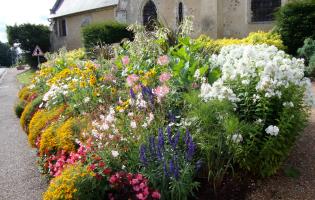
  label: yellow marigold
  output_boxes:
[18,87,30,100]
[43,164,94,200]
[55,117,81,152]
[89,75,97,86]
[28,106,65,147]
[39,123,57,155]
[85,61,96,70]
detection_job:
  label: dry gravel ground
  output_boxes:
[247,83,315,200]
[0,69,47,200]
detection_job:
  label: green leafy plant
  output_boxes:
[15,101,25,118]
[298,37,315,76]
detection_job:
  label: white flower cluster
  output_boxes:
[200,79,239,103]
[265,125,280,136]
[43,84,68,106]
[200,44,314,107]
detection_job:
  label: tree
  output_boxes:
[0,42,15,67]
[6,23,50,68]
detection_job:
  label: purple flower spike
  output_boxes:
[149,136,156,156]
[172,130,180,150]
[167,126,172,144]
[130,88,136,99]
[157,128,164,160]
[163,161,169,177]
[140,144,147,165]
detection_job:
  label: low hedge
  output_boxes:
[81,21,133,51]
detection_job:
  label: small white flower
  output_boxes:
[28,84,35,89]
[111,150,119,158]
[130,121,137,129]
[265,125,279,136]
[84,97,90,103]
[241,79,250,85]
[231,134,243,143]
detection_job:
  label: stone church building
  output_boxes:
[50,0,289,50]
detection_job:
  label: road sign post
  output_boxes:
[32,45,44,68]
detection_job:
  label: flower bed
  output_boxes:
[16,21,313,200]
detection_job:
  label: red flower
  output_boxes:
[98,161,105,168]
[103,168,111,175]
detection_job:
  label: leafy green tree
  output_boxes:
[0,41,15,67]
[6,23,50,68]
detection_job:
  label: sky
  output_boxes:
[0,0,55,43]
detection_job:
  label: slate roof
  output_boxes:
[50,0,119,18]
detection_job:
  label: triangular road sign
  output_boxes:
[32,45,44,56]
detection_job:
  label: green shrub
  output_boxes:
[15,101,25,118]
[81,21,133,51]
[275,0,315,55]
[298,38,315,76]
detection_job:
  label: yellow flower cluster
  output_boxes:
[39,123,57,155]
[196,31,286,54]
[43,164,94,200]
[56,117,80,152]
[33,49,86,86]
[141,68,157,86]
[18,87,31,101]
[28,105,65,147]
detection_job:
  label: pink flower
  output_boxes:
[126,74,139,87]
[122,56,130,65]
[157,55,169,66]
[131,178,139,185]
[159,72,172,83]
[153,85,170,100]
[143,187,149,196]
[133,185,140,192]
[136,193,145,200]
[152,191,161,199]
[109,175,118,184]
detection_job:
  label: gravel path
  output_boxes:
[0,69,47,200]
[247,83,315,200]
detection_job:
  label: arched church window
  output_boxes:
[251,0,281,22]
[143,0,157,30]
[178,2,184,24]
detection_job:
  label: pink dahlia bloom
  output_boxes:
[159,72,172,83]
[157,55,169,66]
[126,74,139,86]
[122,56,130,65]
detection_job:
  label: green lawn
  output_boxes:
[17,69,36,85]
